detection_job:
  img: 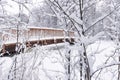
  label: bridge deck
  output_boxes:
[2,37,74,55]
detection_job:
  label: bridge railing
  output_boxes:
[0,27,75,55]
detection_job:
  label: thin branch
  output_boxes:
[91,62,120,77]
[91,47,119,78]
[84,2,120,35]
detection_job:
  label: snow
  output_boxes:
[70,12,83,25]
[4,37,74,44]
[80,32,104,46]
[0,40,118,80]
[87,40,115,69]
[87,40,118,80]
[0,43,66,80]
[0,57,13,79]
[28,26,64,30]
[1,0,119,80]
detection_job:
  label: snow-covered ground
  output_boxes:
[87,40,117,80]
[0,40,118,80]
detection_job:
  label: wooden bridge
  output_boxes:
[0,26,74,56]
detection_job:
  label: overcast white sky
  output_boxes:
[3,0,44,15]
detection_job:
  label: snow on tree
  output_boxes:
[29,1,58,28]
[45,0,120,80]
[1,0,120,80]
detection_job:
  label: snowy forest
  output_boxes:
[0,0,120,80]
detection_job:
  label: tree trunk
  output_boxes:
[118,56,120,80]
[68,50,71,80]
[80,53,83,80]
